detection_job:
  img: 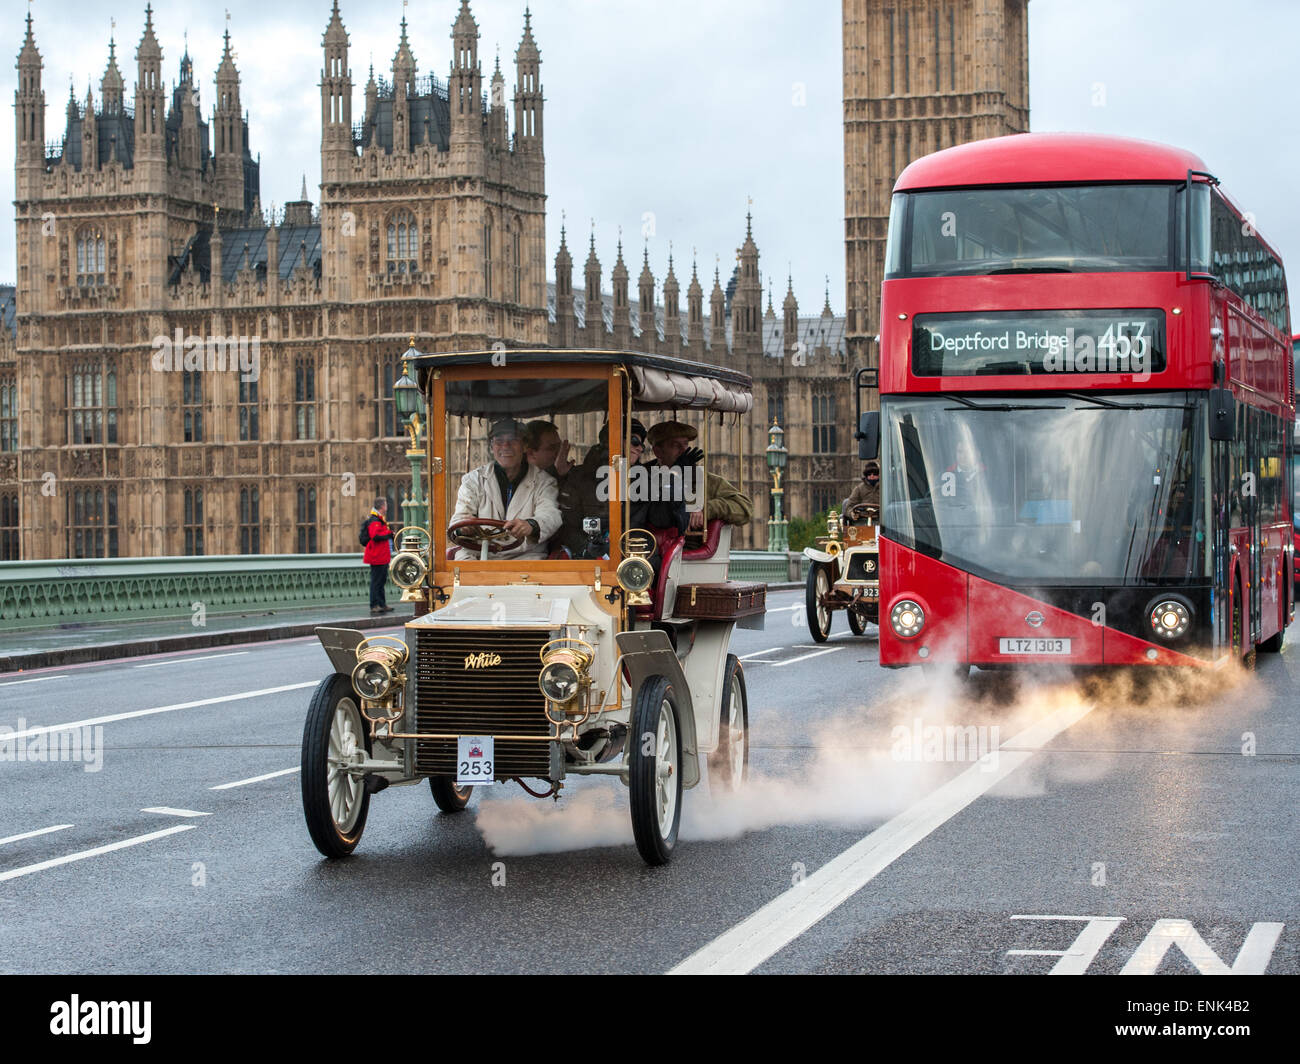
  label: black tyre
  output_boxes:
[709,655,748,792]
[301,674,371,858]
[847,607,868,636]
[629,676,683,866]
[806,563,833,643]
[429,777,474,812]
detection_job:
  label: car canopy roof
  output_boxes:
[411,348,754,417]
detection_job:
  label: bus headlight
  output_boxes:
[890,599,925,639]
[1148,597,1191,640]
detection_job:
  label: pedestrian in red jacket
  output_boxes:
[362,498,395,614]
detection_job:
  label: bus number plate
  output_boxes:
[998,637,1070,655]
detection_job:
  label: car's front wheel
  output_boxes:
[847,607,868,636]
[806,563,833,643]
[629,676,683,866]
[429,777,474,812]
[301,674,371,858]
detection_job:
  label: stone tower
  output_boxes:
[842,0,1030,380]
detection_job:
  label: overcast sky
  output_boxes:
[4,0,1300,316]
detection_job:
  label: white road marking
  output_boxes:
[668,696,1096,975]
[765,604,803,614]
[770,647,843,668]
[0,826,196,883]
[0,824,74,847]
[210,766,300,790]
[0,675,68,687]
[0,683,318,742]
[738,649,783,661]
[133,652,250,669]
[140,807,212,818]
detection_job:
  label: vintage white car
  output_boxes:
[803,505,880,642]
[301,349,765,865]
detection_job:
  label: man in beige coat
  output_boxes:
[450,418,562,560]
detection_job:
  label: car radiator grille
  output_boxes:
[845,552,878,582]
[413,628,553,779]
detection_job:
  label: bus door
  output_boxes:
[1248,406,1262,644]
[1211,436,1231,649]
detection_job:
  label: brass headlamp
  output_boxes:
[351,635,409,721]
[538,637,595,722]
[616,529,656,607]
[389,525,431,600]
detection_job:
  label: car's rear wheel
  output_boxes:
[629,676,682,866]
[429,777,474,812]
[709,655,748,792]
[806,563,833,643]
[302,674,371,858]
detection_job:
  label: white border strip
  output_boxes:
[0,824,74,847]
[668,697,1096,975]
[210,766,301,791]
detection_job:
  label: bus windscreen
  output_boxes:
[888,184,1178,277]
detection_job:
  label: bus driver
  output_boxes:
[449,418,562,560]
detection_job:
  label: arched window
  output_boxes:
[386,210,418,275]
[76,227,106,286]
[239,486,261,555]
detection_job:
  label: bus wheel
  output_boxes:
[805,564,833,643]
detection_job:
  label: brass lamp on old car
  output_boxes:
[299,348,766,867]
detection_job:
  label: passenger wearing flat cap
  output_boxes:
[555,418,652,558]
[646,421,754,530]
[450,418,562,560]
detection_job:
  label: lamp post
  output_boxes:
[765,418,788,553]
[393,336,428,530]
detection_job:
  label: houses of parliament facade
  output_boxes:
[0,1,1030,561]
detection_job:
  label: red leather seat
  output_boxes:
[682,519,725,560]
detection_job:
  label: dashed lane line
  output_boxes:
[0,675,68,687]
[769,647,843,668]
[0,825,73,847]
[210,767,301,790]
[140,808,212,818]
[668,695,1097,974]
[0,826,196,884]
[0,683,318,742]
[133,652,250,669]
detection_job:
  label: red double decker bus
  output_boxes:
[862,133,1294,672]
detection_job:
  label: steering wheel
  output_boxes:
[447,518,524,554]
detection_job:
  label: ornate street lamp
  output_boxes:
[393,336,429,529]
[765,417,789,553]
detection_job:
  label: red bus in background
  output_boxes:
[862,133,1294,672]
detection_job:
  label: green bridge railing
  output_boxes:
[0,551,808,631]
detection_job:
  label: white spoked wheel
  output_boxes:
[630,676,683,866]
[302,674,371,857]
[806,563,833,643]
[709,654,748,791]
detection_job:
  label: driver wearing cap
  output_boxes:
[450,418,562,560]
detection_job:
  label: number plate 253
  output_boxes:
[456,735,496,785]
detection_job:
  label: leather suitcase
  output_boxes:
[673,581,766,620]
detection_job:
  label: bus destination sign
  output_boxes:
[912,309,1166,379]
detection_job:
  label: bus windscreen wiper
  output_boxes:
[987,266,1075,274]
[1062,392,1190,411]
[941,393,1063,412]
